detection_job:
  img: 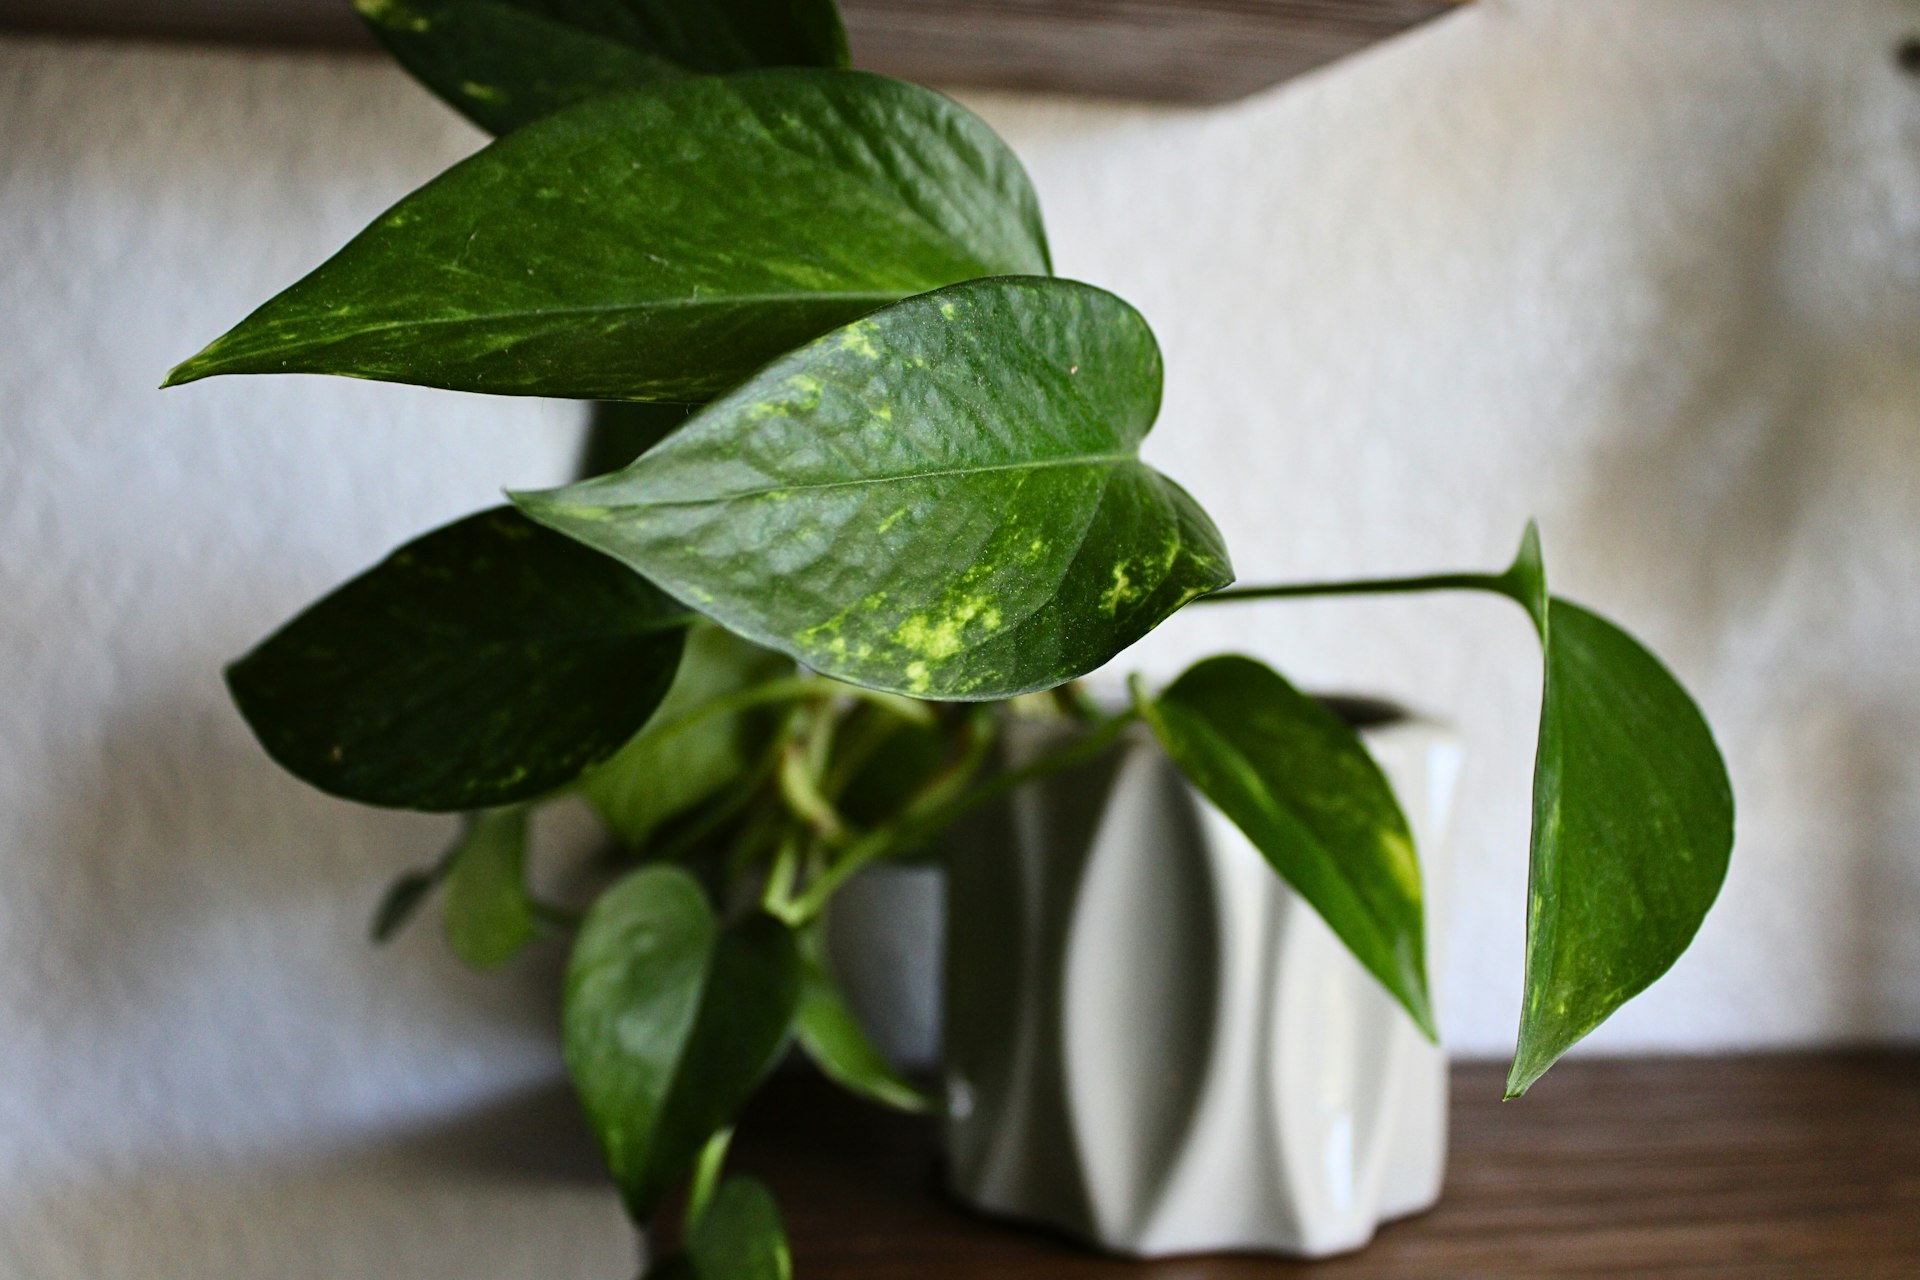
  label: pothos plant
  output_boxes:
[165,0,1735,1274]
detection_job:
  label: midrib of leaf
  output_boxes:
[749,464,1122,665]
[1520,614,1571,1015]
[461,0,660,53]
[410,615,699,655]
[170,291,912,384]
[313,637,677,725]
[232,290,911,338]
[1173,708,1403,957]
[448,0,685,67]
[608,451,1141,503]
[487,613,701,642]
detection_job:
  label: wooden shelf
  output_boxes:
[0,1,1465,101]
[727,1054,1920,1278]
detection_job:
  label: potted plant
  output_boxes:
[163,0,1734,1274]
[922,697,1466,1258]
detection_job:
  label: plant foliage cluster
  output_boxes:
[168,1,1734,1273]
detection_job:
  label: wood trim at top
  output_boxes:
[0,0,1467,102]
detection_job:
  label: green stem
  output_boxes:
[1192,522,1550,641]
[684,1127,733,1233]
[531,899,582,931]
[783,710,993,922]
[893,704,998,822]
[803,697,838,778]
[820,703,904,799]
[782,826,891,924]
[787,707,1137,922]
[778,736,847,843]
[932,707,1139,829]
[723,795,787,886]
[644,740,780,866]
[1197,571,1509,604]
[761,832,802,916]
[642,675,934,751]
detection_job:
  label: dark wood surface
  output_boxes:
[0,0,1465,102]
[730,1054,1920,1279]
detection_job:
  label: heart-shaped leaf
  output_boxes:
[370,817,480,942]
[795,934,934,1113]
[227,506,689,811]
[1172,524,1732,1091]
[583,623,791,847]
[164,71,1050,402]
[1495,528,1733,1094]
[686,1176,793,1280]
[579,400,703,478]
[565,866,801,1219]
[832,713,948,831]
[645,1175,793,1280]
[441,807,539,969]
[1141,655,1435,1038]
[371,866,442,943]
[356,0,848,135]
[515,276,1233,700]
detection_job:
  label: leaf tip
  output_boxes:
[504,484,560,518]
[1412,1001,1441,1046]
[159,358,203,390]
[1125,671,1154,716]
[1503,1032,1564,1099]
[506,484,600,546]
[1495,519,1549,634]
[370,869,434,944]
[1395,972,1440,1045]
[1509,519,1543,578]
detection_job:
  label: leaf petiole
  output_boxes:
[791,703,1140,921]
[778,737,849,843]
[1190,521,1547,634]
[640,676,934,752]
[762,832,804,917]
[684,1127,734,1235]
[932,705,1140,831]
[1195,571,1507,605]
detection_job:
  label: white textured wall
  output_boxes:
[3,1,1918,1274]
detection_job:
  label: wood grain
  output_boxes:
[0,0,1465,101]
[725,1054,1920,1279]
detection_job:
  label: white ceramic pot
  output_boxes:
[940,710,1461,1259]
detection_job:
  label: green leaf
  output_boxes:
[795,936,934,1113]
[371,821,476,942]
[579,400,701,478]
[370,867,440,943]
[583,623,791,847]
[1495,518,1549,635]
[687,1176,793,1280]
[1178,523,1734,1091]
[1457,524,1735,1094]
[645,1175,794,1280]
[164,71,1050,401]
[515,277,1233,700]
[1505,594,1734,1096]
[565,866,801,1219]
[440,807,539,968]
[1142,655,1435,1038]
[226,506,689,812]
[833,714,947,830]
[356,0,848,135]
